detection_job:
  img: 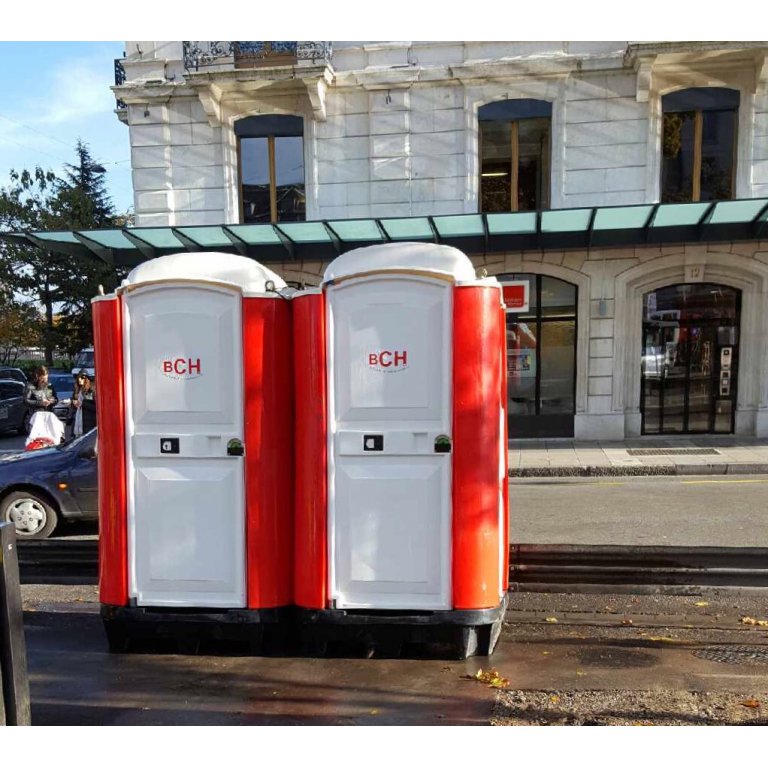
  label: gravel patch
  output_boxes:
[493,689,768,725]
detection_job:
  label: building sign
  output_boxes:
[502,281,530,313]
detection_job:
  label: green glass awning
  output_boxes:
[2,199,767,268]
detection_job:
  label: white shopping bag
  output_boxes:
[25,411,65,449]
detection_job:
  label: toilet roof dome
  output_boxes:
[323,242,476,284]
[122,251,286,293]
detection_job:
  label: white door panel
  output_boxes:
[133,462,245,606]
[125,285,246,608]
[334,459,449,608]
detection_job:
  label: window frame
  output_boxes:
[235,114,305,225]
[478,99,552,214]
[660,88,739,204]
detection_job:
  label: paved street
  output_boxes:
[512,475,768,547]
[19,585,768,726]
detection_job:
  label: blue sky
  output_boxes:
[0,41,133,216]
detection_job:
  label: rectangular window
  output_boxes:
[480,118,550,213]
[237,120,305,224]
[661,89,738,203]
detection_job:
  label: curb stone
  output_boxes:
[509,463,768,478]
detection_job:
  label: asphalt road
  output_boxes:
[512,475,768,547]
[5,431,768,548]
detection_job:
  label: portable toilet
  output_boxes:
[293,243,508,658]
[93,252,293,651]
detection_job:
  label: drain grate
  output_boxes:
[693,646,768,666]
[627,448,721,456]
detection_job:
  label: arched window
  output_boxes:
[661,88,739,203]
[500,273,577,438]
[235,115,305,223]
[479,99,552,213]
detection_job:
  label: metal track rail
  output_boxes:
[510,544,768,593]
[16,540,98,585]
[15,540,768,593]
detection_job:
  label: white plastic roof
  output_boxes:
[121,251,287,293]
[323,242,476,284]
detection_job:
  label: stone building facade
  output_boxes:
[113,41,768,440]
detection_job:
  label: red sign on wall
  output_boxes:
[502,282,530,313]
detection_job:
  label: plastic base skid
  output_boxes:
[296,593,508,659]
[101,603,291,655]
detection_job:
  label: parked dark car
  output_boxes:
[48,372,76,424]
[0,379,30,435]
[0,428,98,539]
[0,367,28,385]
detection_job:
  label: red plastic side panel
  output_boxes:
[93,297,128,606]
[243,298,294,609]
[452,286,503,609]
[292,293,328,609]
[500,305,510,591]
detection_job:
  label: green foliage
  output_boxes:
[0,141,129,362]
[0,288,42,365]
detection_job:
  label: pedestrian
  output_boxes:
[70,371,86,438]
[24,365,58,414]
[74,371,97,436]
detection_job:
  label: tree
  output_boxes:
[0,142,127,363]
[0,288,41,365]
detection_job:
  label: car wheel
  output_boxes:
[1,490,59,540]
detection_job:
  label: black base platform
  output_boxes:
[295,594,508,659]
[101,604,292,655]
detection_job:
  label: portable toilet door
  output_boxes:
[328,263,454,610]
[294,242,508,656]
[95,252,293,629]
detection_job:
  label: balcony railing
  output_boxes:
[182,41,332,72]
[113,58,126,110]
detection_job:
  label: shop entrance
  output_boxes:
[502,274,577,438]
[641,284,740,435]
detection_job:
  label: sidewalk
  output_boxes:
[509,436,768,477]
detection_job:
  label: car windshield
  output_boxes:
[76,351,94,367]
[48,375,74,392]
[60,428,96,453]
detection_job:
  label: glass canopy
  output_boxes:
[2,198,765,267]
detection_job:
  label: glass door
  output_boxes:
[504,274,577,438]
[641,284,740,435]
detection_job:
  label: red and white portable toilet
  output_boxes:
[293,243,508,657]
[92,252,293,651]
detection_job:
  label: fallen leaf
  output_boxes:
[545,617,558,624]
[694,601,709,607]
[621,619,634,626]
[644,636,683,643]
[575,671,586,677]
[369,709,379,715]
[542,651,550,656]
[471,668,510,688]
[740,616,768,627]
[741,699,760,709]
[549,695,560,703]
